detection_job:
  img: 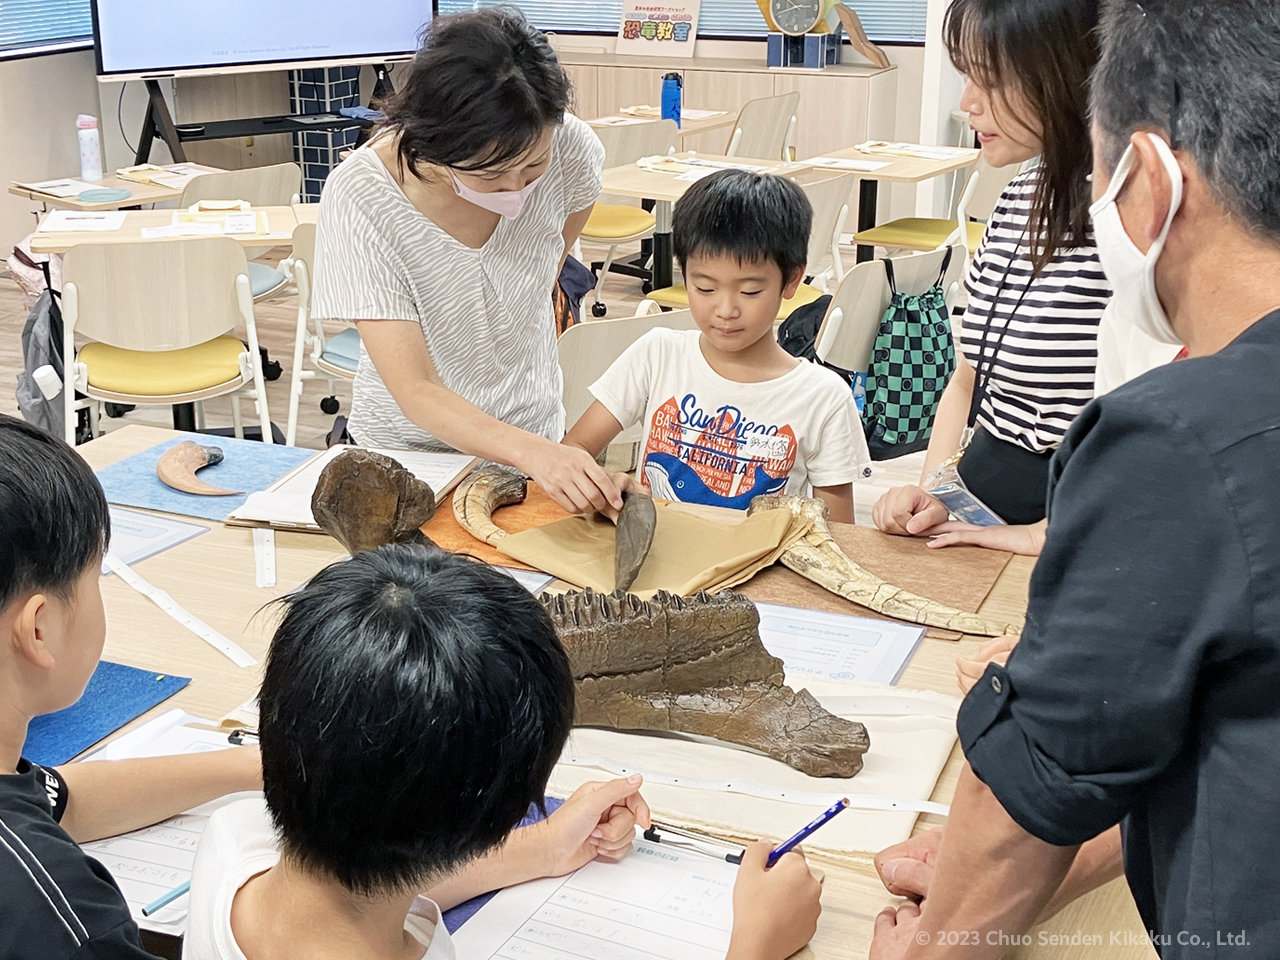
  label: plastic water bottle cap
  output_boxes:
[33,364,62,401]
[77,114,98,129]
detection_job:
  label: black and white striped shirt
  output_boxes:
[960,169,1112,454]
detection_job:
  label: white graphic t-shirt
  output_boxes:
[589,329,869,509]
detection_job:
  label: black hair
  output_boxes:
[1092,0,1280,245]
[382,7,571,177]
[944,0,1100,274]
[259,544,575,896]
[673,169,812,285]
[0,415,110,612]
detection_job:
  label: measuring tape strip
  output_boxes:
[252,528,276,589]
[103,553,257,668]
[561,754,950,817]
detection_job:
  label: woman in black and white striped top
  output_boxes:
[873,0,1110,532]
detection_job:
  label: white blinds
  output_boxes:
[0,0,93,58]
[437,0,928,42]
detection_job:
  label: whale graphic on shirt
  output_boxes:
[642,451,787,510]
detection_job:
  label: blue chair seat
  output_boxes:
[319,327,361,374]
[248,261,288,299]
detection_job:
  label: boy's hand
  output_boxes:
[926,519,1046,556]
[874,828,944,901]
[535,776,651,877]
[872,485,950,537]
[726,841,822,960]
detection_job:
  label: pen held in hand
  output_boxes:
[766,798,850,868]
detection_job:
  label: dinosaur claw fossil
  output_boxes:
[155,441,241,496]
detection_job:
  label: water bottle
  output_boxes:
[661,72,683,129]
[77,115,103,182]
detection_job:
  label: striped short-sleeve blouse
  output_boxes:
[960,168,1112,454]
[310,114,605,451]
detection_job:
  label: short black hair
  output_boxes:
[1092,0,1280,244]
[0,415,110,612]
[673,169,812,285]
[383,7,571,175]
[259,545,575,896]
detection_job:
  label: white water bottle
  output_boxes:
[77,114,103,182]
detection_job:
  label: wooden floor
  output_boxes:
[0,239,922,525]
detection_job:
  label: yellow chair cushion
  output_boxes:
[646,282,824,320]
[79,335,245,397]
[853,218,986,254]
[582,203,656,241]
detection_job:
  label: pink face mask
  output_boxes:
[449,170,545,219]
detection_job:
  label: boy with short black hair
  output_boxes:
[185,545,821,960]
[0,414,261,960]
[565,168,869,523]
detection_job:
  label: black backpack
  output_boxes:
[777,294,860,385]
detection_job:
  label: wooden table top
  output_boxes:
[29,205,300,255]
[601,152,813,204]
[804,145,979,184]
[9,164,224,211]
[589,108,738,143]
[75,425,1151,960]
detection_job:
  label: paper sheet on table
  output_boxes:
[549,683,958,862]
[452,838,737,960]
[621,106,726,121]
[101,507,208,575]
[495,503,806,598]
[855,140,972,161]
[16,178,99,198]
[756,603,925,685]
[38,210,127,231]
[806,156,893,172]
[591,115,651,126]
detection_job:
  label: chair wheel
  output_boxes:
[264,360,283,381]
[320,396,340,415]
[104,403,135,418]
[591,301,608,318]
[641,281,653,295]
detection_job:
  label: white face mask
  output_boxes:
[1088,133,1185,345]
[449,169,544,219]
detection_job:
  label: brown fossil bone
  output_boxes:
[750,494,1021,637]
[546,587,870,778]
[311,448,437,555]
[156,441,241,496]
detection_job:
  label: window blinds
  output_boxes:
[437,0,927,42]
[0,0,93,58]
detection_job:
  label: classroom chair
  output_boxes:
[578,118,679,316]
[180,162,303,300]
[637,173,854,318]
[724,91,801,161]
[284,221,361,446]
[60,238,274,446]
[813,244,967,380]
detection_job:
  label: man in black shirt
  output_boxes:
[869,1,1280,957]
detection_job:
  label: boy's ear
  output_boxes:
[782,266,806,300]
[9,594,58,671]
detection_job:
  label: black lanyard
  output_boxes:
[966,249,1034,430]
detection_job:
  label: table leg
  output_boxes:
[651,200,674,290]
[856,179,879,263]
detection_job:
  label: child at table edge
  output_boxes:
[0,413,262,960]
[183,544,822,960]
[564,168,869,524]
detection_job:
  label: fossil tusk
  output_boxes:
[155,441,241,496]
[749,494,1023,637]
[451,465,529,545]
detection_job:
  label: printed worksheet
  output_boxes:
[452,840,737,960]
[755,602,926,685]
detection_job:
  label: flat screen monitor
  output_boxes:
[92,0,428,80]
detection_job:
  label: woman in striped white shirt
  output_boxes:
[873,0,1110,532]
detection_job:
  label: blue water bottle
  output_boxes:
[661,72,683,129]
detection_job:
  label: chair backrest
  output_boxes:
[957,155,1019,224]
[62,238,250,351]
[595,119,679,168]
[796,173,857,287]
[814,245,966,374]
[726,91,801,160]
[559,309,699,443]
[180,162,303,207]
[292,221,317,276]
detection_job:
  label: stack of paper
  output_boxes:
[15,178,99,198]
[37,210,127,232]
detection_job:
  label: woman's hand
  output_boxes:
[726,841,822,960]
[871,485,951,536]
[520,439,628,518]
[874,827,943,901]
[956,635,1020,693]
[926,519,1047,556]
[529,776,651,877]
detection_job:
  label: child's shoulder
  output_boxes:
[786,357,858,402]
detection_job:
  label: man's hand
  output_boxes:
[926,519,1046,556]
[872,486,951,537]
[874,828,943,901]
[520,439,627,518]
[870,901,924,960]
[531,776,651,877]
[725,841,822,960]
[956,636,1019,694]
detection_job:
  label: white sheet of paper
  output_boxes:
[452,839,736,960]
[222,210,257,234]
[806,156,893,172]
[101,507,208,575]
[38,210,128,232]
[680,108,727,121]
[590,115,651,126]
[496,566,555,595]
[755,602,926,685]
[17,178,99,198]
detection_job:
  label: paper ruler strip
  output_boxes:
[103,553,257,668]
[563,754,950,816]
[252,528,276,588]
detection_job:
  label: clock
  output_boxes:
[769,0,826,36]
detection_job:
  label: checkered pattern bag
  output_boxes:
[864,249,956,457]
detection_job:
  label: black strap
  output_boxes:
[966,253,1033,431]
[881,246,953,300]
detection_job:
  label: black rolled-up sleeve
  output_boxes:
[957,388,1252,846]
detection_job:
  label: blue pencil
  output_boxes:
[766,798,850,868]
[141,879,190,916]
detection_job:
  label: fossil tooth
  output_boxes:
[310,448,437,555]
[155,441,241,496]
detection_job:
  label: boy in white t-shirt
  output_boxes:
[564,169,869,522]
